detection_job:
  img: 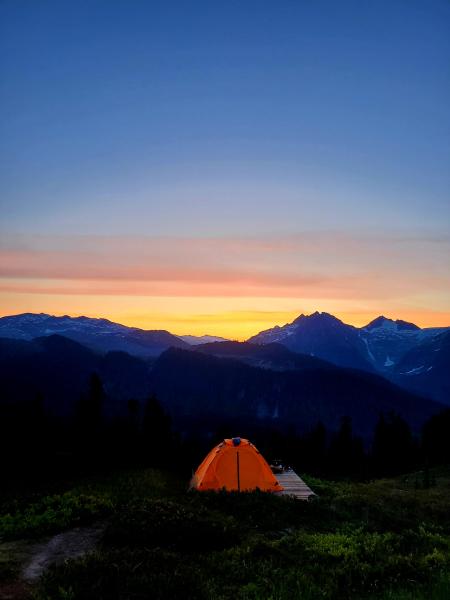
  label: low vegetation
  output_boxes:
[1,466,449,599]
[0,492,112,541]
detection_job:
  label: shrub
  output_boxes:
[0,492,112,540]
[34,549,208,600]
[105,498,239,552]
[201,527,450,599]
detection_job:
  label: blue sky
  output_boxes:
[0,0,449,334]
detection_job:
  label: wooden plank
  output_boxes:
[275,470,316,501]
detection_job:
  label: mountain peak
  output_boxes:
[365,316,392,330]
[292,311,341,325]
[365,316,419,332]
[291,310,344,327]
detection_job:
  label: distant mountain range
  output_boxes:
[0,313,229,355]
[0,313,189,357]
[0,334,444,440]
[0,311,448,405]
[179,334,229,346]
[248,312,450,404]
[250,312,374,371]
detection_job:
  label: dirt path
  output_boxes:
[22,523,105,582]
[0,523,105,599]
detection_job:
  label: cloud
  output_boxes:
[0,232,449,304]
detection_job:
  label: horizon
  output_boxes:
[1,308,449,341]
[1,1,449,340]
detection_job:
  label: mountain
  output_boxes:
[150,348,444,439]
[180,335,230,346]
[248,312,374,371]
[364,316,420,332]
[0,313,189,357]
[1,311,448,406]
[0,335,444,440]
[194,341,336,371]
[0,335,153,416]
[360,316,446,372]
[247,312,450,402]
[390,330,450,405]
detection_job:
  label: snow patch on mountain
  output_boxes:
[402,365,426,375]
[180,335,230,346]
[362,337,376,363]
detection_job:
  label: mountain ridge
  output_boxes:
[1,311,449,403]
[1,333,442,441]
[247,312,449,403]
[0,312,189,357]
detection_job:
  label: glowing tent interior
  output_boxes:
[190,437,283,492]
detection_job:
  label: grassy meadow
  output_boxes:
[1,467,449,600]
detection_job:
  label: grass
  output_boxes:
[0,468,179,541]
[0,492,113,540]
[1,466,449,599]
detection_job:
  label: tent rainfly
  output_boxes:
[190,437,283,492]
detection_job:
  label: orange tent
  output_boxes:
[190,437,283,492]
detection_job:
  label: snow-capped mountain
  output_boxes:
[248,312,450,402]
[390,329,450,404]
[360,316,448,373]
[1,311,448,403]
[364,316,419,332]
[0,313,189,357]
[249,312,374,371]
[179,335,230,346]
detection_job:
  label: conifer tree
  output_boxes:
[141,395,173,467]
[74,372,105,460]
[422,409,450,465]
[372,412,415,476]
[329,416,366,478]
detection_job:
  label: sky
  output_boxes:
[1,0,449,339]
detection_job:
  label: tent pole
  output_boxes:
[236,451,240,492]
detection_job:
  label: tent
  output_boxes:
[190,437,283,492]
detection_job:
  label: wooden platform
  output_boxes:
[275,470,316,501]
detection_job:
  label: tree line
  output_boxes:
[254,411,450,483]
[1,372,449,484]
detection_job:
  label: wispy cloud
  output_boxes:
[1,232,449,335]
[1,232,448,288]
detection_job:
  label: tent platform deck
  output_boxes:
[275,470,316,500]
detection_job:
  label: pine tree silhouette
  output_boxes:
[74,372,104,460]
[422,409,450,466]
[329,416,366,478]
[141,395,173,467]
[372,412,415,476]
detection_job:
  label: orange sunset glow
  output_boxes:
[1,232,449,338]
